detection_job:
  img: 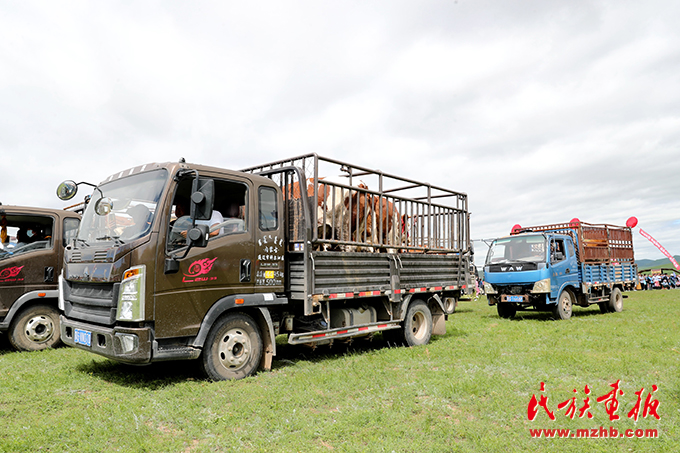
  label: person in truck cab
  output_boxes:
[172,199,224,239]
[120,204,152,240]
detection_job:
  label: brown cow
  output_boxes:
[285,177,346,246]
[343,183,374,245]
[371,196,401,248]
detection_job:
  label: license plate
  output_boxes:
[74,328,92,347]
[507,295,524,302]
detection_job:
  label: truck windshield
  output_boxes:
[485,235,546,265]
[77,169,168,244]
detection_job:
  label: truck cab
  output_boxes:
[0,205,80,350]
[57,163,284,374]
[484,232,579,319]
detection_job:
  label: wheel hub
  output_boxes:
[411,312,426,341]
[25,315,55,343]
[218,328,251,369]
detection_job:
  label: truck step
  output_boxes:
[153,342,202,361]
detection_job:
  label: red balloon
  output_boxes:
[570,218,580,226]
[511,224,522,234]
[626,216,638,228]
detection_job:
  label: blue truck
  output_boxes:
[483,221,637,319]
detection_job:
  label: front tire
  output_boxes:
[497,303,516,319]
[201,313,263,381]
[607,287,623,313]
[9,305,61,352]
[552,290,573,320]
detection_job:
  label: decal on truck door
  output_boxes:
[0,266,24,283]
[182,257,218,283]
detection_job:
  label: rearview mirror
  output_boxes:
[56,180,78,201]
[190,178,215,221]
[188,224,209,248]
[94,197,114,216]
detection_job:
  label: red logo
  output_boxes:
[182,258,218,283]
[0,266,24,282]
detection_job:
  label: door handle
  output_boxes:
[44,267,55,283]
[240,259,251,283]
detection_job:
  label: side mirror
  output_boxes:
[164,258,180,274]
[56,181,79,201]
[554,251,565,261]
[188,224,209,248]
[190,178,214,221]
[94,197,114,216]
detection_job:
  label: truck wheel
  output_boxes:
[607,287,623,313]
[552,290,573,320]
[598,302,609,314]
[201,313,263,381]
[444,296,457,314]
[390,300,433,347]
[9,305,61,352]
[497,303,516,319]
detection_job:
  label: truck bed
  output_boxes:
[289,251,469,313]
[580,262,637,286]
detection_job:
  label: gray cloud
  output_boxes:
[1,0,678,265]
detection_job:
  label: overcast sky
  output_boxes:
[2,0,679,266]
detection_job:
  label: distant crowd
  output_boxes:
[639,273,678,290]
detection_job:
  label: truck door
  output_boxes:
[154,175,255,339]
[253,185,285,292]
[0,213,58,316]
[549,237,578,299]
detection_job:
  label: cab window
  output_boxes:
[63,217,80,246]
[0,214,54,260]
[168,177,248,252]
[259,187,278,231]
[551,239,566,262]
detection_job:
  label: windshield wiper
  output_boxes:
[489,259,525,265]
[75,238,90,247]
[95,235,125,245]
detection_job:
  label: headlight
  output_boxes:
[531,278,551,293]
[484,282,497,294]
[117,265,146,321]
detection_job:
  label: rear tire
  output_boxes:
[444,296,457,314]
[552,290,573,320]
[402,300,432,346]
[9,305,61,352]
[388,300,432,346]
[201,313,262,381]
[598,302,610,314]
[607,287,623,313]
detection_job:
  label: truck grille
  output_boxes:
[487,263,538,272]
[63,280,119,326]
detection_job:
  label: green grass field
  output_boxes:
[1,290,678,452]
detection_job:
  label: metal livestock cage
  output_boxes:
[242,154,470,254]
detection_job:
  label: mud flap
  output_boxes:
[256,307,276,371]
[432,312,447,335]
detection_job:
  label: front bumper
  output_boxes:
[60,315,153,364]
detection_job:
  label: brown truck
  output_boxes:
[56,154,472,380]
[0,204,80,351]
